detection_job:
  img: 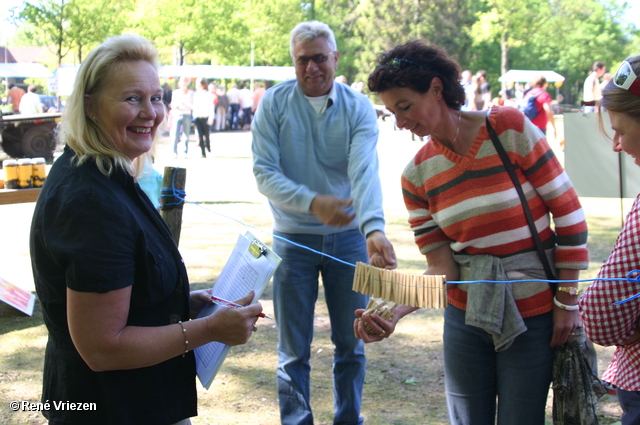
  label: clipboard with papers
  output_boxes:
[194,231,281,389]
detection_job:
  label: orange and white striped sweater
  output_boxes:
[401,106,589,318]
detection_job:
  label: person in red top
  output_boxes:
[252,82,265,115]
[527,75,558,139]
[580,55,640,425]
[8,85,26,114]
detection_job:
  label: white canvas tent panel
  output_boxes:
[158,65,295,81]
[51,65,295,97]
[0,63,54,78]
[499,70,565,83]
[54,66,80,96]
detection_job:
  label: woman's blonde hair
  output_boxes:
[58,34,160,176]
[598,55,640,137]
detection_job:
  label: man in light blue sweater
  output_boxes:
[251,21,397,425]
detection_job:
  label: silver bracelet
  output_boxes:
[178,321,189,357]
[553,296,579,311]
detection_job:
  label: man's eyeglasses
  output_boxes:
[384,58,421,68]
[613,60,640,98]
[293,51,334,66]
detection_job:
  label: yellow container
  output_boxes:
[31,157,47,188]
[3,159,18,189]
[17,158,33,189]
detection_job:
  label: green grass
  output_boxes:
[0,199,625,425]
[0,124,628,424]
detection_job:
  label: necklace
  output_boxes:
[452,111,462,146]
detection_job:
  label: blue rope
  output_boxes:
[187,201,355,267]
[160,174,640,305]
[160,168,354,267]
[448,270,640,304]
[160,168,186,207]
[613,271,640,304]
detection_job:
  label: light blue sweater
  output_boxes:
[251,79,386,236]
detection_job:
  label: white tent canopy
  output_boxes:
[52,64,294,96]
[158,65,295,81]
[0,63,54,78]
[54,66,80,96]
[498,70,565,83]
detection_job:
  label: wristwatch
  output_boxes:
[557,286,582,296]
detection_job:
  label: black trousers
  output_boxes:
[194,117,210,156]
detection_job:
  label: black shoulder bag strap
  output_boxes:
[485,112,556,281]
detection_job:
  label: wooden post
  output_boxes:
[160,166,187,245]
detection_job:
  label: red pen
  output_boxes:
[210,295,273,319]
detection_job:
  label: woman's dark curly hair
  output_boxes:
[368,40,465,111]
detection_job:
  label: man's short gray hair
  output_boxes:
[289,21,337,56]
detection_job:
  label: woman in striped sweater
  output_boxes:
[354,41,589,425]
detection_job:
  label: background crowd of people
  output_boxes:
[1,84,57,114]
[160,77,267,158]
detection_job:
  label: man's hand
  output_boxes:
[310,194,355,227]
[366,230,397,269]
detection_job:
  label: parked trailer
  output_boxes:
[0,112,61,163]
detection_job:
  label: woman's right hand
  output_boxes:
[353,303,418,343]
[205,292,263,346]
[354,309,396,343]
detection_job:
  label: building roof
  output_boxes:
[0,46,51,64]
[0,47,17,63]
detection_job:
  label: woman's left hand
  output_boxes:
[550,270,582,347]
[550,307,581,347]
[190,289,214,319]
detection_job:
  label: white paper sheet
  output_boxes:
[194,231,280,389]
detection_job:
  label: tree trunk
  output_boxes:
[414,0,421,39]
[500,31,509,92]
[57,38,63,68]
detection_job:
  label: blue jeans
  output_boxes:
[242,107,252,126]
[229,104,240,130]
[171,113,191,154]
[618,389,640,425]
[272,229,368,425]
[444,304,555,425]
